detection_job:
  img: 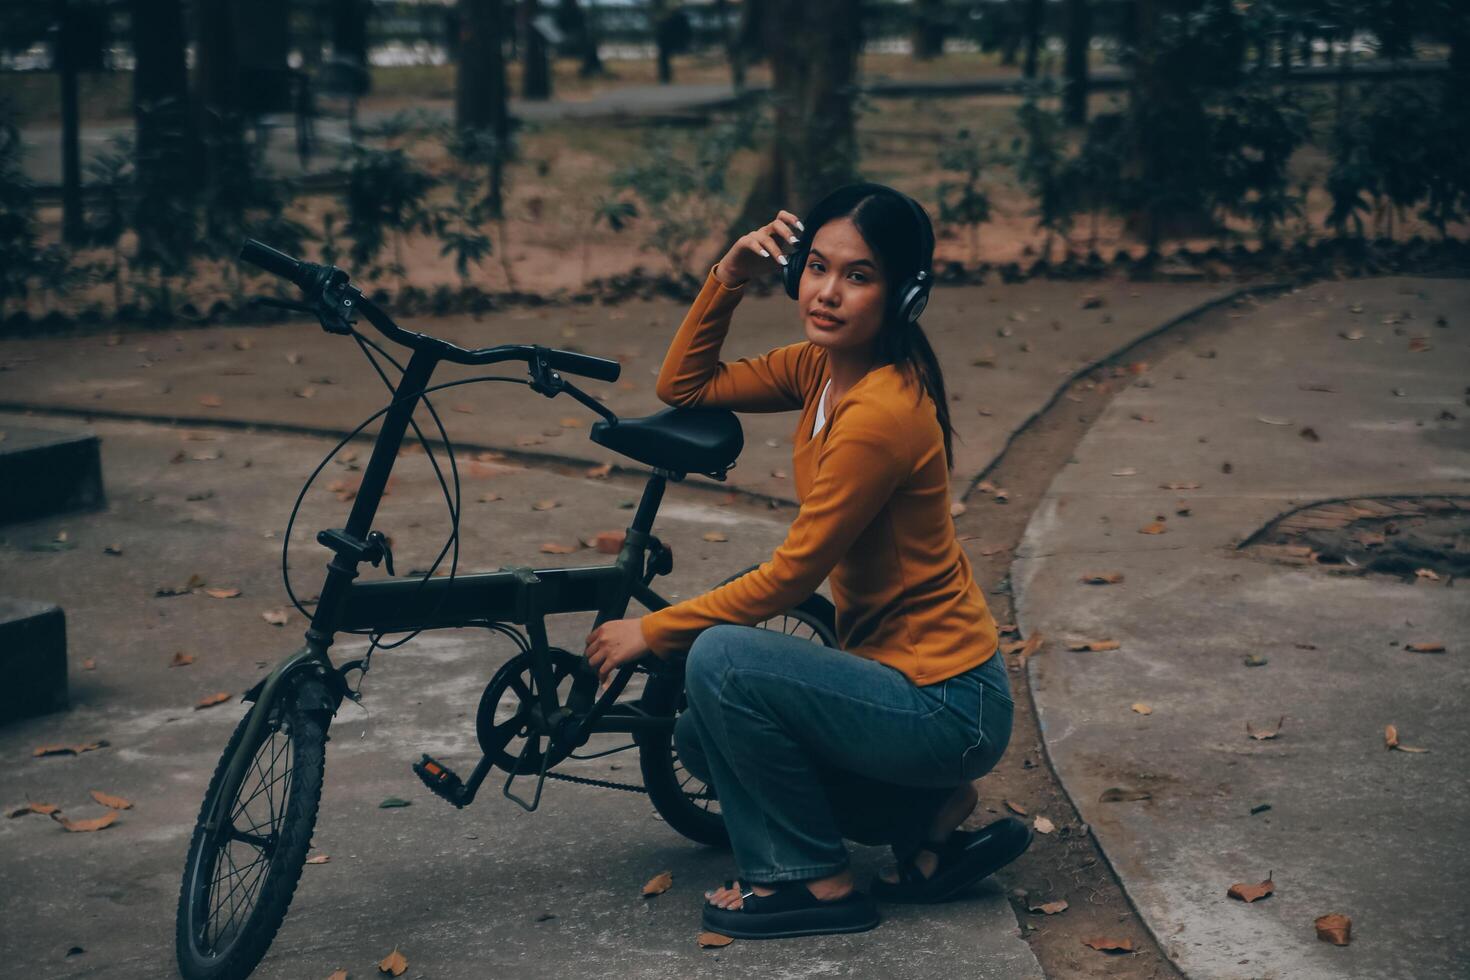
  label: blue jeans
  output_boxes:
[674,623,1014,884]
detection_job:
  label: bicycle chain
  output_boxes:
[544,770,649,794]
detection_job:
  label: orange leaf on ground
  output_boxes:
[591,531,625,554]
[34,741,109,758]
[1004,800,1028,816]
[89,790,132,810]
[697,931,734,948]
[377,946,408,976]
[81,658,96,670]
[1405,641,1445,653]
[305,854,330,865]
[1139,521,1167,534]
[1066,638,1120,652]
[170,652,195,667]
[584,462,612,479]
[7,801,61,817]
[1131,703,1152,715]
[195,692,232,710]
[1246,716,1285,740]
[532,499,559,511]
[199,395,223,407]
[1082,936,1134,953]
[261,609,289,626]
[1034,816,1055,834]
[1315,913,1352,945]
[1385,723,1429,753]
[1079,572,1124,585]
[204,587,241,599]
[51,810,118,833]
[642,871,673,897]
[1160,481,1201,490]
[1227,876,1275,903]
[1029,899,1069,915]
[540,542,579,555]
[702,531,728,543]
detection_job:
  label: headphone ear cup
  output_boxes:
[784,247,804,300]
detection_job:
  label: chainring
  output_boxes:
[474,647,592,775]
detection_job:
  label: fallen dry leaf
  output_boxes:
[1315,913,1352,945]
[7,801,60,818]
[1111,467,1138,477]
[33,741,109,758]
[1160,481,1202,490]
[204,587,241,599]
[1004,799,1028,816]
[1257,415,1292,426]
[584,462,612,479]
[51,810,118,833]
[89,790,132,810]
[532,498,560,511]
[558,417,582,428]
[305,854,330,865]
[1385,723,1429,753]
[378,946,408,976]
[81,658,96,671]
[697,931,734,949]
[1138,521,1168,535]
[327,970,348,980]
[1227,876,1274,903]
[1029,899,1069,915]
[642,870,673,897]
[1405,641,1445,654]
[1082,936,1134,953]
[195,692,232,710]
[478,492,503,503]
[1131,703,1152,715]
[702,531,728,543]
[170,652,196,668]
[1066,638,1120,652]
[1247,716,1285,740]
[1034,816,1055,834]
[1079,572,1124,585]
[590,531,624,554]
[261,609,289,626]
[1099,787,1151,803]
[199,394,223,408]
[540,542,579,554]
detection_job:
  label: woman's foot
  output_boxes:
[705,868,855,910]
[878,781,979,885]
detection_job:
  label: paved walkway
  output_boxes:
[1012,277,1469,978]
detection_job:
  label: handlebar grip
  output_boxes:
[239,239,303,282]
[546,349,621,383]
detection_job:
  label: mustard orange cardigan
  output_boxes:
[638,265,999,685]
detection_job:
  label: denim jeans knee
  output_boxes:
[683,624,742,703]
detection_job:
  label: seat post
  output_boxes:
[628,471,671,536]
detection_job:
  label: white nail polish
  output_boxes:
[796,220,805,231]
[778,255,787,265]
[759,249,769,257]
[789,235,799,243]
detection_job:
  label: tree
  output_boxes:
[1022,0,1045,78]
[912,0,946,60]
[651,1,693,85]
[130,0,194,189]
[455,0,512,218]
[519,0,553,99]
[1063,0,1091,125]
[726,0,863,242]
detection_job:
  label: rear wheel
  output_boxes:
[638,575,837,848]
[175,694,327,980]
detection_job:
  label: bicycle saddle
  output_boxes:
[589,406,743,479]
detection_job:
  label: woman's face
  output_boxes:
[798,216,888,359]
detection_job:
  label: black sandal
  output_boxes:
[870,816,1033,904]
[702,879,879,939]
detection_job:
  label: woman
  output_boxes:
[584,183,1029,938]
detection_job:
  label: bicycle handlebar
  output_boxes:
[238,239,622,383]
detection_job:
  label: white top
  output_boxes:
[813,377,833,437]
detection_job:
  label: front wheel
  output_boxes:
[638,576,838,848]
[175,693,327,980]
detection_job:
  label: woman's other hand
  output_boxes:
[714,209,806,287]
[584,617,651,689]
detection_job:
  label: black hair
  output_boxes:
[802,184,957,473]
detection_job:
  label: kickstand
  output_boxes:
[502,735,554,812]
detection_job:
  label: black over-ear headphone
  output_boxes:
[783,183,935,326]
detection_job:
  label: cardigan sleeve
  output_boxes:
[654,264,817,413]
[639,396,912,658]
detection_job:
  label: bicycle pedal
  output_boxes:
[412,753,468,808]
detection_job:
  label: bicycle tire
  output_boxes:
[638,583,838,848]
[175,694,327,980]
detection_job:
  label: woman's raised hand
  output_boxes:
[714,209,806,288]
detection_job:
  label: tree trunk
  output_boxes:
[57,0,84,245]
[1022,0,1044,78]
[193,0,243,171]
[912,0,945,60]
[330,0,370,68]
[131,0,195,190]
[1063,0,1090,125]
[651,1,674,84]
[456,0,511,218]
[726,0,863,248]
[715,0,743,90]
[519,0,552,99]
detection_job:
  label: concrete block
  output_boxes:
[0,426,105,526]
[0,598,68,724]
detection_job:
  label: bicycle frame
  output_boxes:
[207,335,690,835]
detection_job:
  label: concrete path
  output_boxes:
[0,276,1232,508]
[1011,277,1470,979]
[0,414,1041,979]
